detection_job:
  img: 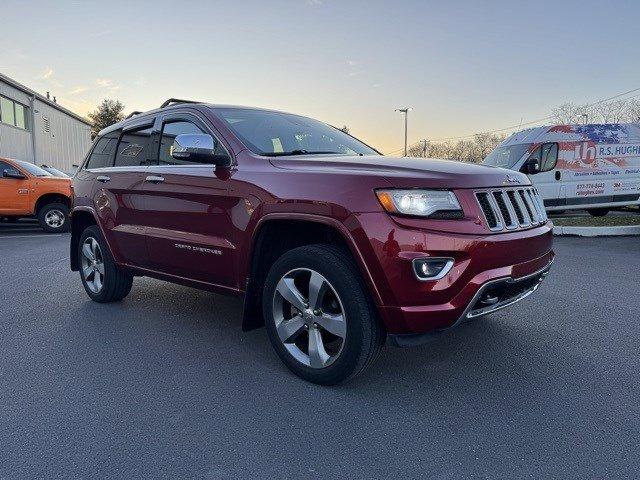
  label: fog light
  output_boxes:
[412,258,454,281]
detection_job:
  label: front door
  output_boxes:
[0,160,31,214]
[142,114,237,288]
[527,142,563,206]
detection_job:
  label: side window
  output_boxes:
[85,131,120,169]
[0,160,14,178]
[540,143,558,172]
[158,120,226,165]
[114,127,154,167]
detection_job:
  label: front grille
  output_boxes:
[475,187,547,231]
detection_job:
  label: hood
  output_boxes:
[269,155,530,189]
[36,175,72,185]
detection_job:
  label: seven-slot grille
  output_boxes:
[475,187,547,231]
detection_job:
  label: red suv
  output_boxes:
[70,99,553,384]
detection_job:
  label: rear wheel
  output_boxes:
[78,225,133,302]
[263,244,385,385]
[38,203,70,232]
[587,208,609,217]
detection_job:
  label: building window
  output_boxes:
[0,96,29,130]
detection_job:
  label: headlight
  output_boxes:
[375,189,462,217]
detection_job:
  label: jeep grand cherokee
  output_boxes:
[70,99,553,385]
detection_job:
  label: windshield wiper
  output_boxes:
[262,150,347,157]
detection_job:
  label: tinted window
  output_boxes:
[214,108,378,157]
[114,127,154,167]
[540,143,558,172]
[0,160,15,177]
[158,121,227,165]
[86,131,120,169]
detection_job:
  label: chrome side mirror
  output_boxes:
[171,134,231,167]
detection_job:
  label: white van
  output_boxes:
[482,124,640,216]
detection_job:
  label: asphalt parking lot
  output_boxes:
[0,223,638,479]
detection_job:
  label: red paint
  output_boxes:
[71,104,553,336]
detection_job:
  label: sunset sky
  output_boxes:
[2,0,638,153]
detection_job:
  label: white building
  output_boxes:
[0,72,92,173]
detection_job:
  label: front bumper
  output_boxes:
[347,212,554,337]
[387,259,552,347]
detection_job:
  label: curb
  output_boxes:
[553,225,640,237]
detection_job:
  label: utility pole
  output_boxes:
[395,107,413,156]
[422,139,427,158]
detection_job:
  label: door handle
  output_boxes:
[96,175,111,183]
[555,171,561,181]
[145,175,165,184]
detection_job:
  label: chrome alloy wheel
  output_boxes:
[81,237,105,293]
[272,268,347,368]
[45,209,65,228]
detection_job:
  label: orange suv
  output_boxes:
[0,157,72,232]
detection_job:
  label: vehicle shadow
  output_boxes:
[65,272,572,401]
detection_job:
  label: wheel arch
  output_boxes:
[241,213,383,331]
[69,207,102,271]
[34,193,71,215]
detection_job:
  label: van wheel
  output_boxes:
[587,208,609,217]
[263,244,386,385]
[38,203,70,232]
[78,225,133,303]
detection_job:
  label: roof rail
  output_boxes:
[160,98,201,109]
[125,111,142,119]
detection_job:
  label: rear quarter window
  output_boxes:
[86,131,120,169]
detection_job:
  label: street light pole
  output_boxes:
[395,107,413,156]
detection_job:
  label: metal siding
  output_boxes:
[33,99,92,172]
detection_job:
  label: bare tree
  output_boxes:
[407,133,506,163]
[551,102,592,124]
[594,99,628,123]
[626,99,640,123]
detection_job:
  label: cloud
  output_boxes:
[348,71,363,77]
[306,0,324,5]
[69,86,88,95]
[346,60,358,66]
[96,78,114,88]
[42,68,54,79]
[372,83,382,88]
[96,78,121,92]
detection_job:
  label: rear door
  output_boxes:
[0,160,31,214]
[89,121,155,267]
[142,111,237,288]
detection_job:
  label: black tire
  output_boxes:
[78,225,133,303]
[587,208,609,217]
[263,244,386,385]
[38,202,70,232]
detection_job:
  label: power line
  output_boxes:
[385,86,640,154]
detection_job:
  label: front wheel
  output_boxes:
[587,208,609,217]
[78,225,133,302]
[38,203,70,232]
[263,244,385,385]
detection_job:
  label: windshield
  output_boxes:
[214,108,379,157]
[14,160,52,177]
[43,166,69,177]
[482,143,532,169]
